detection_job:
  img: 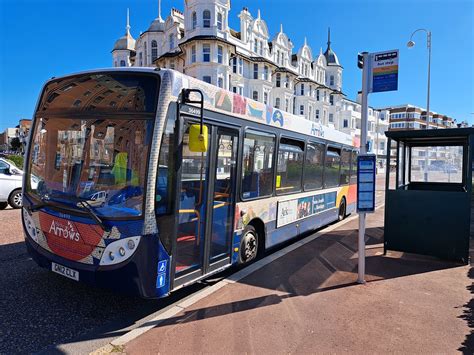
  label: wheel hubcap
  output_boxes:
[244,233,257,260]
[14,193,22,206]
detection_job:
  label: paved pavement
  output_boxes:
[1,174,472,353]
[123,205,473,353]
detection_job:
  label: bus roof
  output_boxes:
[38,67,357,148]
[167,70,357,148]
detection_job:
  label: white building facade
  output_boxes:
[111,0,389,168]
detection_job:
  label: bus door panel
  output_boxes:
[174,122,210,277]
[207,128,239,269]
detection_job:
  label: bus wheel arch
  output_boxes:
[338,196,347,221]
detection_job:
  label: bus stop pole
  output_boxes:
[358,52,370,284]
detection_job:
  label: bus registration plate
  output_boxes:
[51,262,79,281]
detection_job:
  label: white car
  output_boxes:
[0,158,23,209]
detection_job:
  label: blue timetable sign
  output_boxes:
[357,154,376,213]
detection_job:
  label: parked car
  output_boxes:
[0,158,23,209]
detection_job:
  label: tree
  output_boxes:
[10,137,21,152]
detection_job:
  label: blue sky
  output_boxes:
[0,0,473,130]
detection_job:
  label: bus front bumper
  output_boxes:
[24,232,161,299]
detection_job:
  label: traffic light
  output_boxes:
[357,53,365,69]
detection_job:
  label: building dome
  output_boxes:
[323,28,340,66]
[113,32,136,51]
[147,16,165,32]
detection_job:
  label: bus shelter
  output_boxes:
[384,128,474,263]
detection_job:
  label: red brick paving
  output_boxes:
[125,207,472,354]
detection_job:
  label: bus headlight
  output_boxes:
[23,209,39,244]
[99,236,141,266]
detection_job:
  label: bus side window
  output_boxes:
[339,148,351,185]
[324,146,341,188]
[156,116,176,215]
[241,130,275,199]
[276,137,304,194]
[304,141,325,190]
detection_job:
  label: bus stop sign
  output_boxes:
[357,154,376,213]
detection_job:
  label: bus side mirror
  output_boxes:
[189,124,208,152]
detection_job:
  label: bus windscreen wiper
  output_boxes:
[31,192,109,232]
[75,199,110,232]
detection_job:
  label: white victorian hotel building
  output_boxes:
[111,0,389,167]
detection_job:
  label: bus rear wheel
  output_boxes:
[338,198,346,221]
[238,225,258,265]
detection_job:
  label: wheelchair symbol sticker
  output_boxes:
[158,260,167,273]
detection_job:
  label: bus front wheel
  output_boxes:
[239,226,258,265]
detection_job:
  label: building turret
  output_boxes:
[112,9,136,67]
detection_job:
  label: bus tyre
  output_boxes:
[9,189,22,209]
[0,201,8,210]
[239,226,258,265]
[338,198,346,221]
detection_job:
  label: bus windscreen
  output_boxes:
[26,73,159,218]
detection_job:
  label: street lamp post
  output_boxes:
[407,28,432,181]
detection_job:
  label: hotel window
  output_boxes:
[238,58,243,75]
[120,60,126,67]
[203,10,211,28]
[316,89,320,101]
[203,76,211,84]
[139,52,143,66]
[253,63,258,79]
[151,40,158,62]
[203,44,210,62]
[300,105,304,115]
[263,66,269,80]
[300,84,304,95]
[217,12,223,30]
[191,45,196,63]
[285,75,289,88]
[192,12,197,29]
[276,73,281,87]
[315,109,320,120]
[330,75,334,86]
[330,94,334,105]
[144,42,147,65]
[252,91,259,101]
[264,92,268,105]
[114,61,118,67]
[218,77,224,88]
[275,98,280,109]
[254,40,258,53]
[169,34,174,50]
[217,45,223,64]
[259,41,263,55]
[329,113,334,122]
[343,119,349,128]
[232,57,237,73]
